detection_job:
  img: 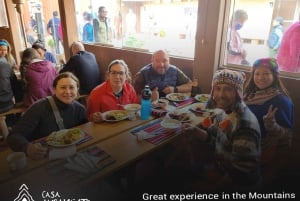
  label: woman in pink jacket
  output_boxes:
[20,48,58,107]
[87,59,137,122]
[277,21,300,72]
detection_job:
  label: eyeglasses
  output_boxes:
[110,71,125,76]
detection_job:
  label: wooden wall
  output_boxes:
[84,45,194,84]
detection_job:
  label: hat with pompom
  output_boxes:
[212,69,246,100]
[252,57,279,74]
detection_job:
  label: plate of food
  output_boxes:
[190,103,214,116]
[102,110,128,122]
[160,119,182,129]
[194,94,210,103]
[166,111,195,123]
[46,128,84,147]
[166,93,189,102]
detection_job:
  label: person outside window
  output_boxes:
[47,11,62,54]
[87,59,137,123]
[82,13,94,43]
[7,72,87,160]
[20,48,58,107]
[267,16,284,58]
[276,21,300,72]
[182,69,261,191]
[133,49,192,100]
[244,58,294,184]
[227,9,249,66]
[59,41,101,95]
[93,6,111,43]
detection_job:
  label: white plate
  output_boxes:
[160,119,182,129]
[102,110,128,122]
[47,128,84,147]
[166,111,195,123]
[124,104,141,111]
[194,94,210,103]
[166,93,189,102]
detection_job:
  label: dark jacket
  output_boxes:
[7,95,87,152]
[60,51,101,95]
[0,61,17,112]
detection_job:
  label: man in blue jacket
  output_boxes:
[59,42,101,95]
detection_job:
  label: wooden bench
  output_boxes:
[0,103,27,140]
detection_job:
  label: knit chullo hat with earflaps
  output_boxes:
[212,69,246,100]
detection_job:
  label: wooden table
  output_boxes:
[0,102,205,199]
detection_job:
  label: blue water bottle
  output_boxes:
[141,85,152,120]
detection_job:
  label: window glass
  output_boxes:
[0,0,8,27]
[24,0,64,63]
[222,0,300,75]
[74,0,198,58]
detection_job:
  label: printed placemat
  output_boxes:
[131,119,182,145]
[171,97,197,108]
[46,145,115,181]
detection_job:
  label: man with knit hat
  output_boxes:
[183,69,261,191]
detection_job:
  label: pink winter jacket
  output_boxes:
[277,21,300,72]
[23,60,58,107]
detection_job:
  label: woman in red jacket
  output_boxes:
[87,59,137,123]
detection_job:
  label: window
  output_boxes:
[0,0,8,27]
[220,0,300,76]
[74,0,198,58]
[24,0,64,62]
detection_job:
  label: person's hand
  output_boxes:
[162,86,175,94]
[92,112,103,123]
[26,143,48,160]
[263,105,278,130]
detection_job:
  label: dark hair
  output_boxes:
[53,72,80,89]
[21,48,40,67]
[98,6,106,13]
[20,48,40,90]
[244,59,291,99]
[32,42,46,51]
[53,11,58,17]
[86,13,92,21]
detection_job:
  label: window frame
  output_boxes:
[218,0,300,79]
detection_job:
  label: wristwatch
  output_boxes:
[174,87,178,93]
